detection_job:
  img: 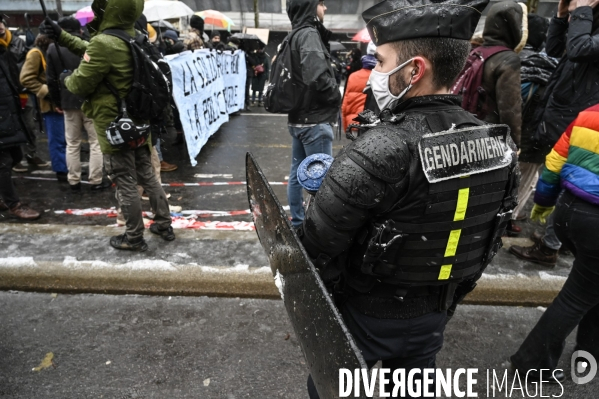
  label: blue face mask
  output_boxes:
[369,58,414,111]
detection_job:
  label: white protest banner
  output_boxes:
[167,50,246,166]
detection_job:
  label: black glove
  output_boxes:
[40,17,62,41]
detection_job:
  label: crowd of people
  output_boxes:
[0,4,271,225]
[280,0,599,396]
[2,0,599,394]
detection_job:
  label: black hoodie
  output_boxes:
[286,0,340,125]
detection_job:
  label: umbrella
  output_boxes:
[352,27,371,43]
[196,10,235,32]
[144,0,195,22]
[151,20,179,33]
[329,41,346,52]
[74,6,94,27]
[231,32,264,51]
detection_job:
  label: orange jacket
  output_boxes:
[342,68,371,131]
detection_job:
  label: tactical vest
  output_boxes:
[347,107,517,291]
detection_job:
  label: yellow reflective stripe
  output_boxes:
[444,229,462,257]
[453,188,470,221]
[438,265,452,280]
[439,186,471,280]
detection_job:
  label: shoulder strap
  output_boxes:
[28,48,47,71]
[475,45,511,60]
[102,29,133,43]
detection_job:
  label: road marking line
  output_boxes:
[194,174,233,179]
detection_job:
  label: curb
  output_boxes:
[0,224,566,306]
[0,258,564,306]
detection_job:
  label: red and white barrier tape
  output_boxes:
[13,176,288,186]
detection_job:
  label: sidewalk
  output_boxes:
[0,221,574,306]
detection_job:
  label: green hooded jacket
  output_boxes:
[59,0,145,154]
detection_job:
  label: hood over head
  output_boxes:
[87,0,144,37]
[483,1,528,53]
[135,13,148,34]
[287,0,319,28]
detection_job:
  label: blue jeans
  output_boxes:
[43,112,67,173]
[287,124,333,228]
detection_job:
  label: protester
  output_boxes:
[41,0,175,251]
[286,0,341,229]
[20,31,67,181]
[184,15,207,51]
[0,16,45,173]
[477,1,527,236]
[243,44,257,112]
[341,44,376,131]
[509,104,599,383]
[510,14,556,222]
[0,25,41,220]
[224,36,240,51]
[301,0,518,396]
[162,30,185,55]
[46,17,107,191]
[510,0,599,265]
[211,33,221,46]
[479,1,527,149]
[345,48,362,77]
[251,47,270,106]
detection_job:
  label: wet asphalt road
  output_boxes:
[1,291,598,399]
[2,106,351,227]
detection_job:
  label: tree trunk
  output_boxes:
[254,0,260,28]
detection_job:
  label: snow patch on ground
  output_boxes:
[0,257,37,268]
[63,256,176,271]
[538,271,566,282]
[274,270,285,300]
[199,264,270,274]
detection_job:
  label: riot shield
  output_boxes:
[246,153,368,399]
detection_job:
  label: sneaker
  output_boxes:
[169,205,182,213]
[160,161,178,172]
[141,191,171,200]
[509,242,558,267]
[26,155,50,167]
[9,202,41,220]
[12,163,27,173]
[109,234,148,252]
[150,224,176,241]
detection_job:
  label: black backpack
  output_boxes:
[264,27,309,114]
[103,29,171,122]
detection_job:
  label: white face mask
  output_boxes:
[369,58,414,111]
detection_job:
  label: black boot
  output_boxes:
[110,234,148,252]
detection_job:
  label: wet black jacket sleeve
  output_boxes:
[565,6,599,62]
[545,15,569,58]
[301,128,410,260]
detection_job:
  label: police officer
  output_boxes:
[300,0,520,396]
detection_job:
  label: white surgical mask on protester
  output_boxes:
[369,58,414,111]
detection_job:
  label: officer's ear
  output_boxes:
[408,56,428,85]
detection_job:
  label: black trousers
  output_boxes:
[0,147,23,208]
[511,190,599,370]
[308,302,447,398]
